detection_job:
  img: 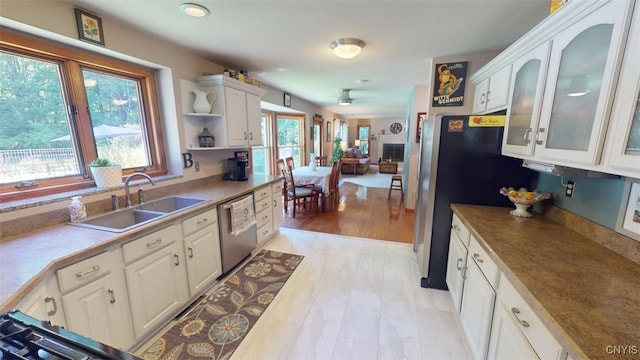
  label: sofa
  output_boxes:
[340,147,370,175]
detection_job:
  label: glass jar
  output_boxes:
[198,127,215,147]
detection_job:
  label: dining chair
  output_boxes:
[280,164,320,218]
[314,156,328,167]
[285,156,295,170]
[326,160,341,210]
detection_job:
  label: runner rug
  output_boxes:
[138,250,304,360]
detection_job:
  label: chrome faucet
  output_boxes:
[124,172,156,207]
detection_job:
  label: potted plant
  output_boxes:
[332,137,343,162]
[89,158,122,188]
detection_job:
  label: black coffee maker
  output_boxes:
[224,157,249,181]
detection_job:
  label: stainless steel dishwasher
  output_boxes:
[218,193,257,274]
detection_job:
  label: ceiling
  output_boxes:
[71,0,551,120]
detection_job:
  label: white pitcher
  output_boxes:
[191,88,216,114]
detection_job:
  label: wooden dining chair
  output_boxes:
[285,156,295,170]
[314,156,327,167]
[280,164,320,218]
[326,160,341,210]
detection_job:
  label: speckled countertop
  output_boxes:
[0,175,281,313]
[451,204,640,360]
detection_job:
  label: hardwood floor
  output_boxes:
[281,182,415,244]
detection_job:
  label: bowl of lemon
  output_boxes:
[499,187,551,217]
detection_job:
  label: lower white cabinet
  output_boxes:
[271,182,284,231]
[18,273,66,327]
[57,248,135,349]
[488,273,566,360]
[446,231,467,312]
[183,209,222,297]
[460,259,496,360]
[123,224,189,339]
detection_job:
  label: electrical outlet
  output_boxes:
[565,180,575,197]
[195,161,200,172]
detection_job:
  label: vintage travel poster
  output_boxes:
[433,61,468,107]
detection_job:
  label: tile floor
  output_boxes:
[231,228,472,360]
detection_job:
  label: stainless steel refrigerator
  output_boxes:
[413,115,535,289]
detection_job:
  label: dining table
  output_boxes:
[292,166,333,194]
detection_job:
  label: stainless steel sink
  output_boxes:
[137,196,205,213]
[68,196,205,232]
[69,208,164,233]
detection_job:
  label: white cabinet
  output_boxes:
[459,235,498,360]
[271,181,284,232]
[255,185,274,246]
[17,273,66,327]
[123,224,189,339]
[534,0,632,166]
[603,3,640,177]
[191,75,266,148]
[502,42,551,157]
[473,66,512,114]
[488,273,566,360]
[58,249,135,349]
[182,208,222,297]
[446,231,467,313]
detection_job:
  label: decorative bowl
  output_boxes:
[499,187,551,217]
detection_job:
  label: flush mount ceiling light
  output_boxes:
[338,89,352,105]
[330,38,365,59]
[180,3,210,17]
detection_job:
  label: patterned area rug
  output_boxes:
[139,250,304,360]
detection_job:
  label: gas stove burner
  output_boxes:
[0,311,140,360]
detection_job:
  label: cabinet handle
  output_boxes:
[44,296,57,316]
[480,93,486,105]
[452,224,460,232]
[486,90,491,103]
[273,199,277,208]
[108,288,116,304]
[146,238,162,247]
[511,307,530,327]
[535,128,545,145]
[244,132,247,140]
[188,247,194,258]
[249,132,254,140]
[76,265,100,279]
[174,254,180,266]
[523,128,532,145]
[456,258,463,270]
[473,253,484,263]
[197,218,208,225]
[461,266,468,280]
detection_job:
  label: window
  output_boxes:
[0,29,166,201]
[357,125,370,155]
[251,113,272,174]
[275,114,304,168]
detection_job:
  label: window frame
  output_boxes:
[0,28,167,202]
[274,113,305,168]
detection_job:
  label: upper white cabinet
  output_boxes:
[603,2,640,177]
[534,0,632,166]
[473,65,512,114]
[186,75,266,149]
[502,42,551,157]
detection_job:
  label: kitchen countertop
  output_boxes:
[0,175,281,313]
[451,204,640,360]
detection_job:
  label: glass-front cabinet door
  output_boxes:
[503,42,550,157]
[604,2,640,177]
[535,0,631,165]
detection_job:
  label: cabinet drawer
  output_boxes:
[183,209,217,236]
[254,197,271,214]
[256,208,272,228]
[57,251,117,293]
[254,186,270,202]
[122,224,181,264]
[451,214,470,248]
[271,181,283,194]
[257,222,274,243]
[469,235,499,288]
[498,273,565,360]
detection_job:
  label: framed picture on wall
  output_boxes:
[283,93,291,107]
[326,122,332,142]
[416,112,426,143]
[75,8,105,46]
[616,177,640,242]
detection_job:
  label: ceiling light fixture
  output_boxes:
[330,38,365,59]
[338,89,352,105]
[180,3,210,17]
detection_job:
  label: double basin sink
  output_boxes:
[69,196,206,233]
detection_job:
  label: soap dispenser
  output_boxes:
[69,196,87,222]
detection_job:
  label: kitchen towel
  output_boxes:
[230,195,257,236]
